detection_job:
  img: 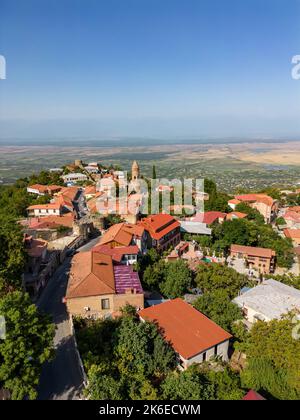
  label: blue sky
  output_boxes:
[0,0,300,139]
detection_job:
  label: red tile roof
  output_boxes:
[24,236,48,258]
[28,214,74,229]
[228,198,241,205]
[93,244,139,262]
[226,211,248,220]
[27,203,62,210]
[284,229,300,239]
[243,390,265,401]
[235,194,274,207]
[66,252,115,299]
[190,212,226,225]
[66,252,143,299]
[231,244,276,258]
[287,206,300,213]
[284,211,300,223]
[139,214,180,240]
[138,298,231,359]
[100,223,143,247]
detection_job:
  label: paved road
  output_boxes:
[77,236,101,252]
[37,257,84,400]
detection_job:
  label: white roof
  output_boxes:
[233,279,300,320]
[62,173,87,179]
[180,221,211,235]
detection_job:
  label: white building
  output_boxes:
[138,298,231,370]
[180,221,212,236]
[233,279,300,324]
[61,173,88,184]
[84,166,99,174]
[27,203,63,217]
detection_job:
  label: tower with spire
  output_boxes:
[131,160,140,181]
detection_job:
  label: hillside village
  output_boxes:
[1,158,300,400]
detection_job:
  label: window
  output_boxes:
[214,345,218,356]
[101,298,110,310]
[202,352,206,362]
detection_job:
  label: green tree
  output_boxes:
[152,165,157,180]
[195,263,250,299]
[114,316,176,377]
[193,290,242,332]
[159,260,192,298]
[161,365,215,400]
[143,261,165,291]
[0,292,55,400]
[0,219,27,294]
[241,318,300,399]
[234,202,265,225]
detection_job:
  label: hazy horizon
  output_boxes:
[1,0,300,139]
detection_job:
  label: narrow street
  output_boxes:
[37,256,84,400]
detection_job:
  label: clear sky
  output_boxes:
[0,0,300,139]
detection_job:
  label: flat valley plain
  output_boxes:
[1,140,300,192]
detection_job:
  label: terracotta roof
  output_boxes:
[24,236,48,258]
[226,211,248,220]
[231,244,275,258]
[100,223,144,247]
[28,214,74,229]
[139,214,180,240]
[287,206,300,213]
[284,229,300,239]
[235,194,274,207]
[243,390,265,401]
[190,212,226,225]
[27,203,62,210]
[47,184,62,191]
[84,185,97,195]
[138,298,232,359]
[93,244,139,262]
[58,186,79,202]
[284,211,300,223]
[100,223,132,246]
[66,252,115,299]
[228,198,241,205]
[28,184,49,193]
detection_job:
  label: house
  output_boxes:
[138,298,232,370]
[96,193,144,224]
[27,203,63,217]
[230,194,278,223]
[27,184,62,196]
[188,212,226,225]
[139,214,181,252]
[225,211,247,221]
[233,279,300,325]
[23,234,49,297]
[230,244,276,274]
[283,210,300,228]
[27,213,74,229]
[65,252,144,318]
[84,166,99,174]
[93,244,139,265]
[283,229,300,246]
[180,220,212,236]
[166,241,203,265]
[61,173,88,184]
[99,222,147,253]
